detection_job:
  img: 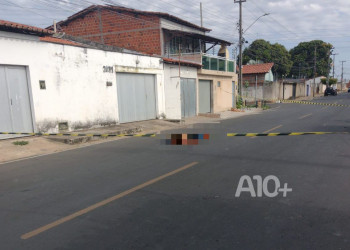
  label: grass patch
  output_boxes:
[13,141,29,146]
[246,104,258,108]
[262,105,271,110]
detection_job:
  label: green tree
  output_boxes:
[321,78,338,86]
[289,40,333,79]
[242,39,292,77]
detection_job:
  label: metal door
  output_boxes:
[199,80,211,113]
[0,66,12,133]
[181,78,196,118]
[292,83,297,99]
[0,65,33,137]
[117,73,157,123]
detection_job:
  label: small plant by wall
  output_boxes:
[236,96,244,109]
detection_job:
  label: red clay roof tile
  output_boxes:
[0,19,53,36]
[242,63,274,74]
[40,36,82,46]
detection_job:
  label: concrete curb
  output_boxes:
[46,127,143,145]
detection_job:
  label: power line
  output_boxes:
[3,0,54,19]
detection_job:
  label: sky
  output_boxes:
[1,0,350,80]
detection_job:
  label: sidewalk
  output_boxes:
[294,94,323,101]
[1,120,180,164]
[0,109,263,164]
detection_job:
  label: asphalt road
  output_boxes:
[1,93,350,250]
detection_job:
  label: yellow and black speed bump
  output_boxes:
[281,100,350,107]
[2,132,350,139]
[0,132,156,137]
[227,132,350,137]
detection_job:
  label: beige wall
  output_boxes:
[280,83,306,100]
[198,69,238,113]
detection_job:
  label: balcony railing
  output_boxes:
[168,53,236,73]
[202,54,235,73]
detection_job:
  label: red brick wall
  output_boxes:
[60,8,162,55]
[243,73,266,86]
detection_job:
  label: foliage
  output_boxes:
[236,96,244,109]
[289,40,333,79]
[262,105,271,110]
[242,39,292,77]
[13,141,29,146]
[240,39,334,80]
[321,78,338,85]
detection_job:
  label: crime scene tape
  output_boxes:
[227,132,350,137]
[281,100,350,107]
[0,132,156,137]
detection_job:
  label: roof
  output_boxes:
[53,5,211,33]
[40,36,82,46]
[242,63,274,74]
[0,19,53,36]
[163,29,232,46]
[162,57,202,68]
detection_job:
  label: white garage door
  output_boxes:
[0,65,34,139]
[181,78,197,118]
[117,73,157,123]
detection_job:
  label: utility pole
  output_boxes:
[255,75,257,105]
[53,20,57,33]
[340,60,346,91]
[332,53,339,78]
[234,0,246,96]
[200,2,203,27]
[326,48,333,87]
[313,46,317,97]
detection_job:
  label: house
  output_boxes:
[304,76,325,96]
[241,63,274,101]
[280,79,306,100]
[0,19,166,138]
[52,5,238,119]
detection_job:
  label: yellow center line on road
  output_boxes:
[21,161,199,240]
[251,125,283,139]
[298,113,313,120]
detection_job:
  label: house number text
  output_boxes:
[103,66,114,73]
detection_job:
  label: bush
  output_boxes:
[13,141,29,146]
[236,96,244,109]
[321,78,338,86]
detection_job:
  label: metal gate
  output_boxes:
[116,73,157,123]
[181,78,196,118]
[0,65,34,139]
[198,80,211,113]
[292,83,297,99]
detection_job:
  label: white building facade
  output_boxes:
[0,30,165,134]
